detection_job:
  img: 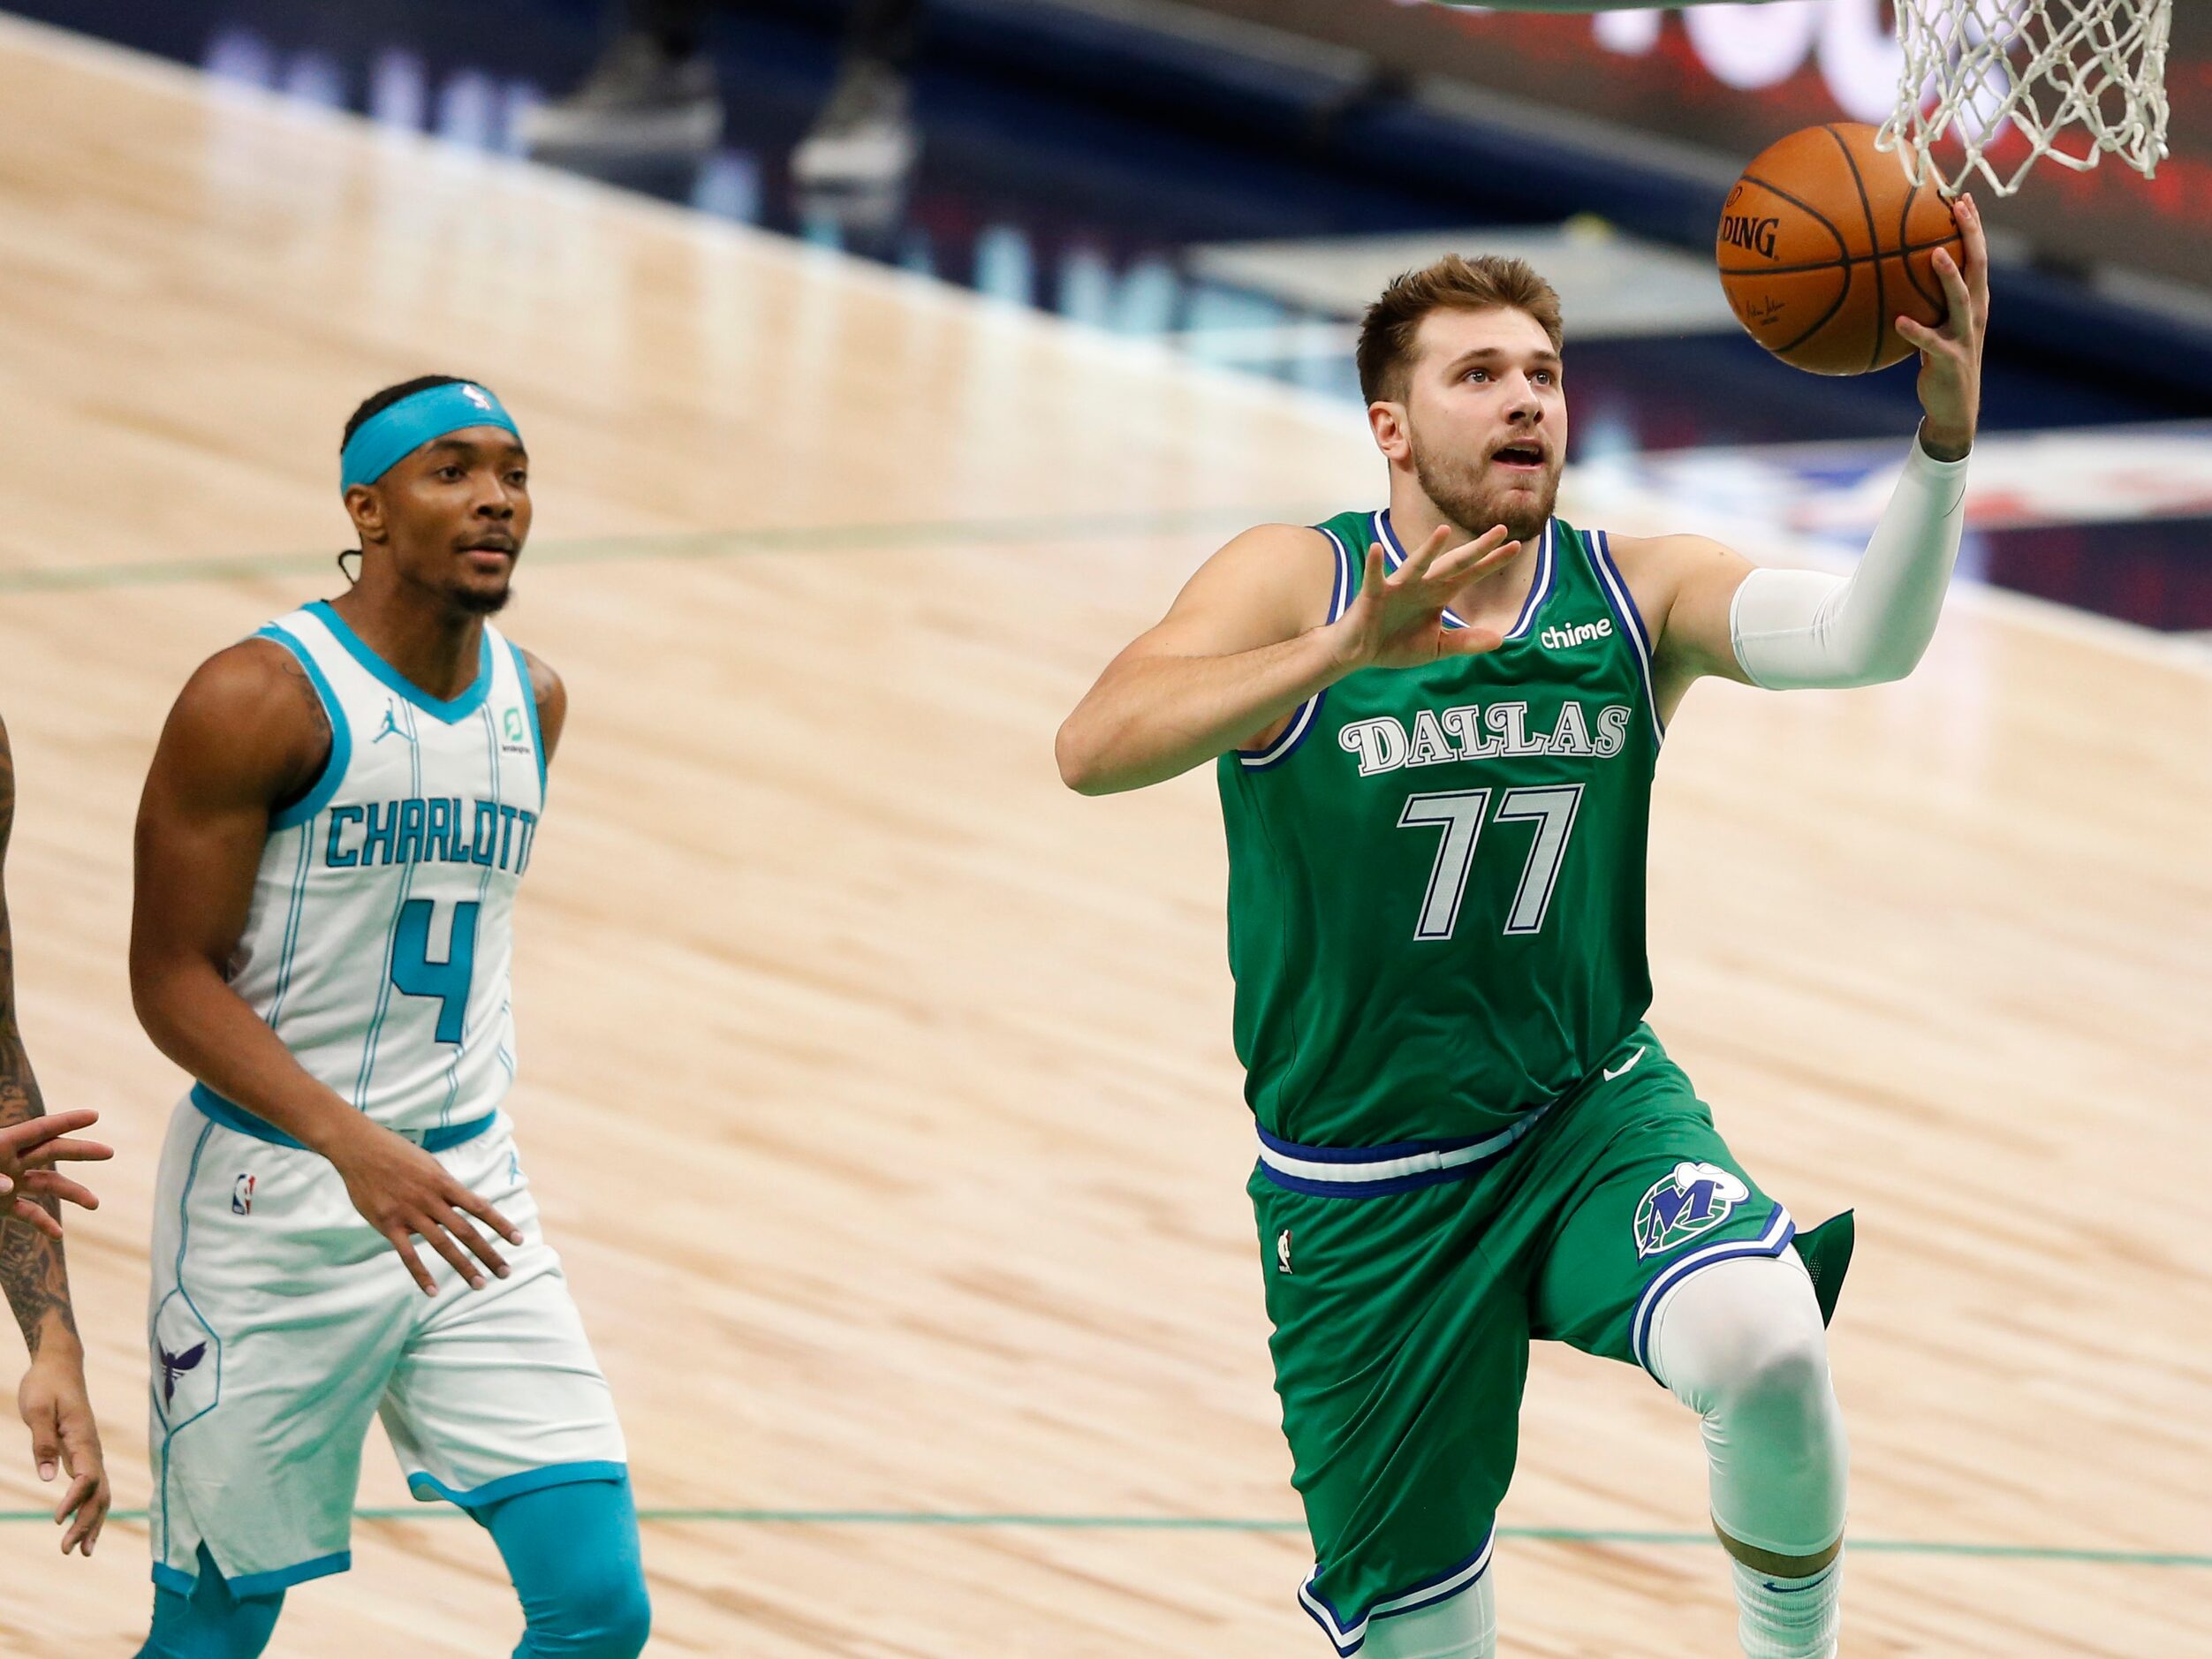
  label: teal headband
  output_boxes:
[339,382,522,495]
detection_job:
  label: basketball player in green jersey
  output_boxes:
[1058,197,1989,1658]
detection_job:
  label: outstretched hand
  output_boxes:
[0,1111,111,1239]
[1898,193,1990,462]
[1328,524,1519,672]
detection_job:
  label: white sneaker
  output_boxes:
[519,33,723,158]
[792,60,919,187]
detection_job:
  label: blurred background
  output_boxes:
[11,0,2212,634]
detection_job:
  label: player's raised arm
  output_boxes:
[0,716,113,1557]
[1632,196,1989,712]
[1057,520,1517,795]
[131,643,524,1295]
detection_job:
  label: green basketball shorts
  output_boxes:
[1248,1023,1840,1655]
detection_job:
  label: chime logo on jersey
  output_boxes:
[1538,617,1615,651]
[1633,1162,1750,1258]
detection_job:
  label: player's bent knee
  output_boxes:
[599,1579,655,1659]
[521,1573,651,1658]
[1652,1254,1831,1419]
[557,1562,652,1658]
[1652,1254,1848,1562]
[489,1477,652,1659]
[1708,1310,1833,1436]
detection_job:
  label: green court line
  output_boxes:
[0,505,1329,595]
[4,1507,2203,1568]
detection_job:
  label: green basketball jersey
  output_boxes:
[1218,509,1663,1147]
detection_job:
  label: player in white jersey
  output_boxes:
[128,378,648,1657]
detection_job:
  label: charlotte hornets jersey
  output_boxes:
[1217,511,1663,1148]
[195,600,546,1139]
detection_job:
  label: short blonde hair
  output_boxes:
[1356,254,1565,405]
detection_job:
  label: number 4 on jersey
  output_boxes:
[390,898,481,1043]
[1398,785,1583,942]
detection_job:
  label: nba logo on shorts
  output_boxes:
[1632,1162,1749,1258]
[1276,1229,1293,1275]
[231,1173,255,1216]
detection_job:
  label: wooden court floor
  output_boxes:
[0,15,2208,1655]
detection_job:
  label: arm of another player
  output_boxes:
[1636,196,1989,711]
[1057,522,1516,795]
[131,643,524,1296]
[0,716,114,1557]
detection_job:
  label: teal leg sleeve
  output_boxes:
[481,1473,652,1658]
[135,1547,285,1658]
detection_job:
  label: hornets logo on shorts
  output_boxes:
[150,1292,219,1428]
[1633,1162,1751,1258]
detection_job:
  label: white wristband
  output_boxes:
[1729,437,1970,691]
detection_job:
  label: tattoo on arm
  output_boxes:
[0,721,78,1358]
[0,1205,73,1359]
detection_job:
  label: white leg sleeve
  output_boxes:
[1729,434,1969,690]
[1648,1251,1848,1560]
[1360,1569,1496,1659]
[1652,1253,1848,1658]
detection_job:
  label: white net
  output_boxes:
[1879,0,2172,196]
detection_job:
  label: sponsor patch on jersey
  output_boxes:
[1539,618,1615,650]
[1632,1162,1750,1258]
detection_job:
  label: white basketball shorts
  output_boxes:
[147,1097,627,1596]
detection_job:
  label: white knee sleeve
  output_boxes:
[1358,1569,1496,1659]
[1648,1252,1848,1559]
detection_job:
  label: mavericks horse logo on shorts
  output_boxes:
[1633,1162,1750,1258]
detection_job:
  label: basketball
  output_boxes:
[1717,123,1964,376]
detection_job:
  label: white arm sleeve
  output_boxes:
[1728,437,1971,690]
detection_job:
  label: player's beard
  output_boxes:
[454,583,513,616]
[1410,427,1561,546]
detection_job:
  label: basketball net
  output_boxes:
[1879,0,2172,195]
